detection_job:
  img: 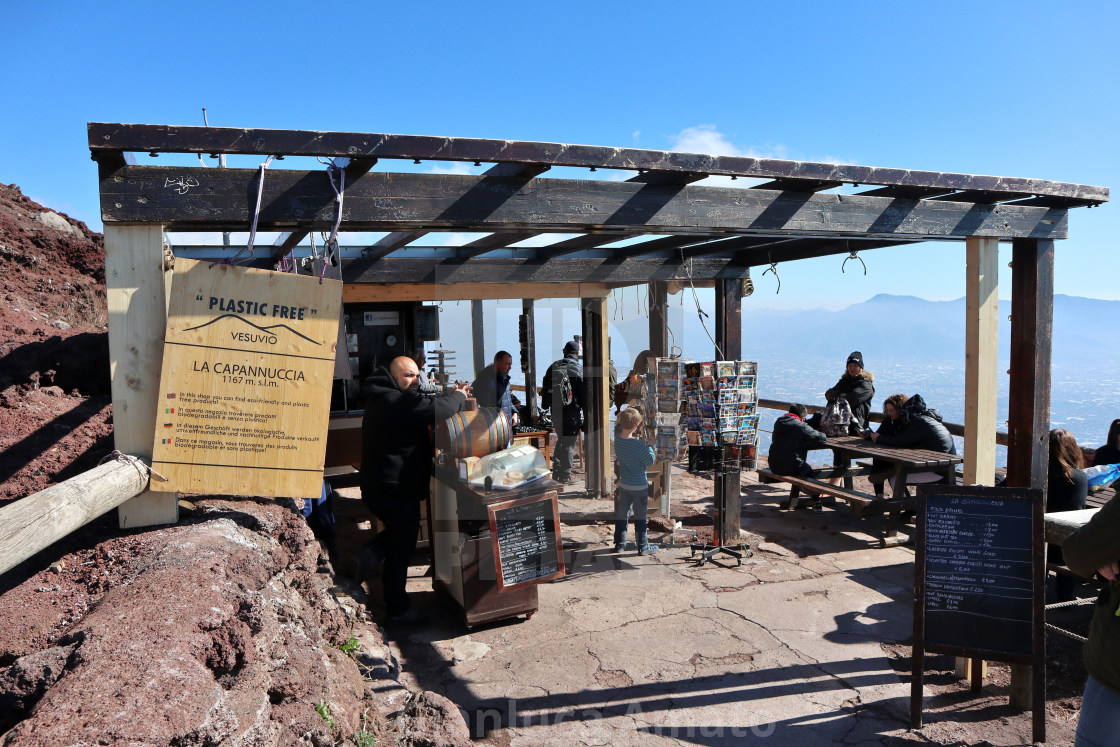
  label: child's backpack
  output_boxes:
[821,397,852,437]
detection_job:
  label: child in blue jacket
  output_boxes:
[613,408,657,554]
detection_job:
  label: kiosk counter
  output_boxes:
[431,465,564,628]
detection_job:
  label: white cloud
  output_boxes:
[669,124,746,157]
[426,162,476,176]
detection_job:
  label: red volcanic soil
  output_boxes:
[0,183,113,507]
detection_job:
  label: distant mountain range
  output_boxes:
[658,293,1119,371]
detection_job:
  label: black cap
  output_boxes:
[846,351,864,369]
[563,340,580,355]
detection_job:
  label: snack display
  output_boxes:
[467,444,550,490]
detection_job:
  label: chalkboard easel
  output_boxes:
[912,485,1045,743]
[487,493,565,591]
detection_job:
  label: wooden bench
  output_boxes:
[757,468,913,546]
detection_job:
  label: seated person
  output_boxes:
[869,394,956,495]
[824,351,875,435]
[1048,428,1088,602]
[867,393,909,497]
[768,403,828,478]
[1091,418,1120,467]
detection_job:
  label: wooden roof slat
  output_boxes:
[535,232,641,257]
[727,238,922,268]
[363,230,429,260]
[457,231,542,258]
[1002,195,1102,208]
[750,178,843,192]
[97,165,1070,240]
[88,123,1108,204]
[482,162,551,179]
[930,189,1032,204]
[607,235,724,258]
[625,171,707,186]
[680,236,803,259]
[854,186,958,199]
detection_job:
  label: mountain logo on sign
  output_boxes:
[184,314,321,345]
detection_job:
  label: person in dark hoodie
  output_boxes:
[869,394,956,453]
[361,356,471,626]
[868,394,957,497]
[768,403,828,478]
[1062,475,1120,744]
[824,351,875,435]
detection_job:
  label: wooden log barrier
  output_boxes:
[0,457,150,576]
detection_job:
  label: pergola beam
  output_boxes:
[88,123,1108,204]
[340,255,754,285]
[97,166,1071,240]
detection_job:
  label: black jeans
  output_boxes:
[361,484,421,617]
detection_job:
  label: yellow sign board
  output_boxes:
[150,258,342,498]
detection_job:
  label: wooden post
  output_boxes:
[521,298,539,424]
[105,224,177,528]
[958,237,999,680]
[964,236,999,486]
[471,299,486,377]
[714,278,744,544]
[648,281,668,358]
[581,297,611,498]
[715,278,743,361]
[1005,238,1053,729]
[0,459,151,576]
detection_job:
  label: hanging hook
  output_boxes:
[842,250,867,275]
[762,262,781,294]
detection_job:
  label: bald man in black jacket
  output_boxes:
[361,356,470,625]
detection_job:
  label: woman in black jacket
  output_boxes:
[1091,418,1120,467]
[824,351,875,435]
[1048,428,1088,601]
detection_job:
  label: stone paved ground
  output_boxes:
[340,467,1084,745]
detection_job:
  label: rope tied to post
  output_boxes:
[228,155,277,265]
[318,157,348,283]
[97,450,161,483]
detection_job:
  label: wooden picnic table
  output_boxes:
[822,435,964,496]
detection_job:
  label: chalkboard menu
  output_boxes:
[488,493,565,590]
[911,485,1045,742]
[915,485,1042,658]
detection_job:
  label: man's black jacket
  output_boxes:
[361,366,466,497]
[768,413,827,475]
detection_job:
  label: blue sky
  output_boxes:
[2,1,1117,310]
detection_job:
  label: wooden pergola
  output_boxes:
[89,122,1107,549]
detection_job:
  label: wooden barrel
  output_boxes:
[438,407,512,458]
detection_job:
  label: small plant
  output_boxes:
[337,635,361,655]
[353,731,378,747]
[315,701,335,730]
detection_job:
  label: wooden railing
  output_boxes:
[756,398,1010,446]
[513,384,1012,447]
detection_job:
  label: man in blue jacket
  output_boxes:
[472,350,520,425]
[361,356,471,626]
